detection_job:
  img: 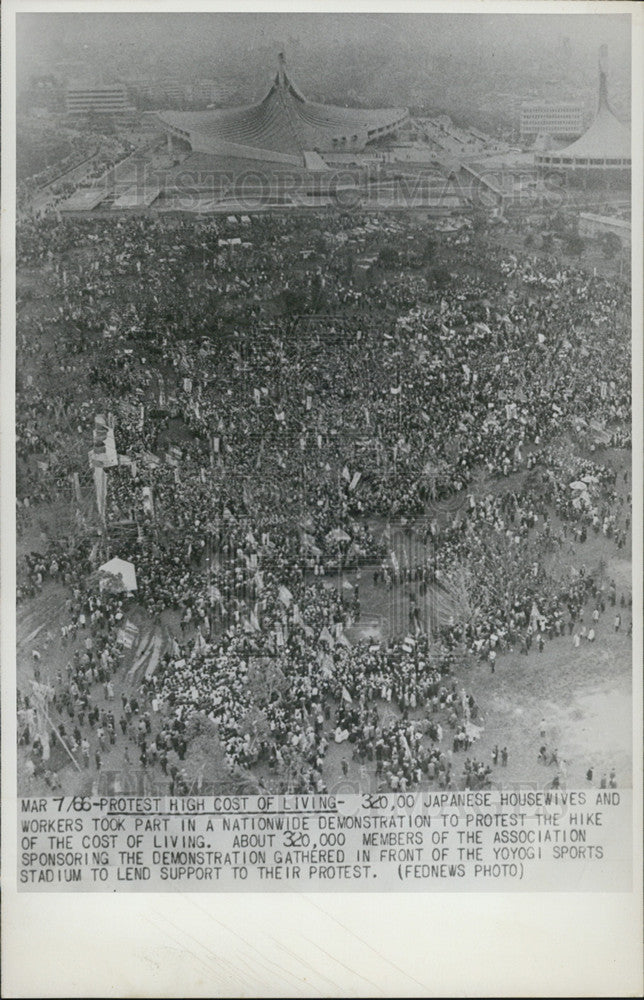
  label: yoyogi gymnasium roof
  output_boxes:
[158,54,409,165]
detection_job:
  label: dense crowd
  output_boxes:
[16,209,631,793]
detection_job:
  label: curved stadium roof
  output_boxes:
[536,65,630,168]
[158,55,408,163]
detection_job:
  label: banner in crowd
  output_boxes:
[90,414,118,468]
[93,465,107,520]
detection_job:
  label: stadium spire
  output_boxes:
[598,44,609,112]
[277,51,287,88]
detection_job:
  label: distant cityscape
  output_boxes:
[18,12,631,136]
[15,13,631,245]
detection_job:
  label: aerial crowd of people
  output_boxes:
[16,207,631,794]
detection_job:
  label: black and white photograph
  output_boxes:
[2,0,642,993]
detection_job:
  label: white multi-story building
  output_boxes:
[129,78,187,105]
[191,79,223,104]
[158,79,187,102]
[66,83,132,116]
[520,102,584,138]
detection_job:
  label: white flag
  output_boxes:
[142,486,154,516]
[93,466,107,520]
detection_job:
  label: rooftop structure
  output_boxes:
[535,48,630,175]
[59,187,109,212]
[157,54,408,167]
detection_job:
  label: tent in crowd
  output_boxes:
[98,557,138,592]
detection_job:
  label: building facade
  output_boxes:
[66,83,132,115]
[520,102,584,138]
[190,80,225,105]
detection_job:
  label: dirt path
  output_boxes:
[462,595,632,789]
